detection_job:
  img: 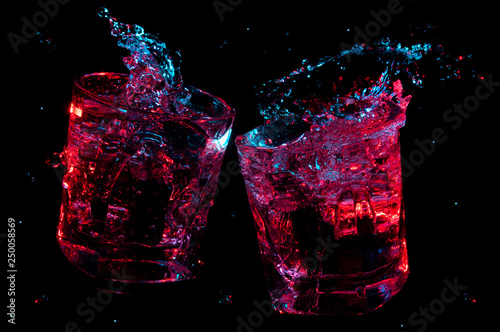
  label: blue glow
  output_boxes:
[215,128,232,149]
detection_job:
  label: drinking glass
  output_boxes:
[57,72,234,282]
[236,111,408,314]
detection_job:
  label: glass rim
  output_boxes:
[73,72,235,120]
[235,118,403,153]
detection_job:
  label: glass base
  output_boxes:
[58,237,201,283]
[266,242,409,315]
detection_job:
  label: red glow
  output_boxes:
[69,103,82,117]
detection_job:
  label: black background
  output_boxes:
[3,0,498,331]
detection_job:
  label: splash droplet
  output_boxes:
[216,289,234,304]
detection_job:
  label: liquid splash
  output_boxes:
[98,7,189,114]
[253,40,449,147]
[258,41,427,120]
